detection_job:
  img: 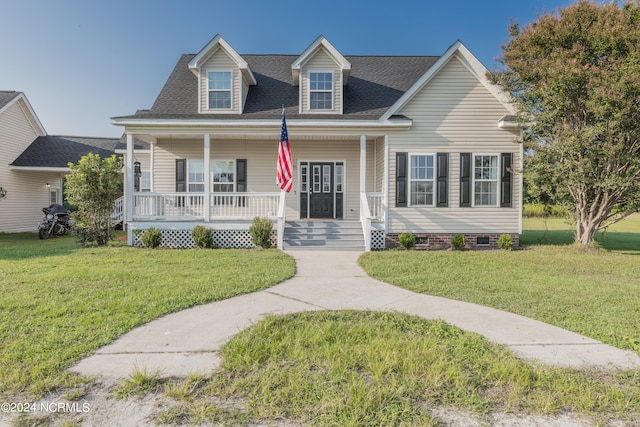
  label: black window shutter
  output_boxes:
[460,153,471,207]
[236,159,247,207]
[395,152,407,207]
[436,153,448,207]
[501,153,513,208]
[175,159,186,192]
[236,159,247,192]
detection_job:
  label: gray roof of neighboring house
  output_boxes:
[0,91,21,110]
[114,54,440,121]
[10,135,120,168]
[114,134,151,151]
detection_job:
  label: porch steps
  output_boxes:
[283,220,364,251]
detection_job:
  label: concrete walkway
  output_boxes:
[72,251,640,379]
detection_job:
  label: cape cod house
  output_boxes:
[0,91,119,233]
[112,35,522,250]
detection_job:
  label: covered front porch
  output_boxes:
[121,131,389,250]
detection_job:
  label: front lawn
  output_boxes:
[359,215,640,354]
[0,233,295,398]
[156,311,640,426]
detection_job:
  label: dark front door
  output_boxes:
[309,162,334,218]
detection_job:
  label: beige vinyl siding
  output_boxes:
[374,136,386,193]
[199,48,240,113]
[151,138,363,220]
[387,54,521,234]
[300,48,342,114]
[0,99,54,232]
[153,140,203,192]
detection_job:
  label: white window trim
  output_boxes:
[206,70,234,111]
[211,159,236,192]
[472,153,500,207]
[308,70,334,112]
[408,153,436,207]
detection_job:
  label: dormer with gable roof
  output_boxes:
[292,36,351,114]
[188,34,257,114]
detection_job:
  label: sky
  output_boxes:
[1,0,577,138]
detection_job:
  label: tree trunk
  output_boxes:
[575,218,599,246]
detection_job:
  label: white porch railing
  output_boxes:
[111,196,124,224]
[366,192,385,222]
[209,192,280,219]
[360,192,386,252]
[132,192,281,220]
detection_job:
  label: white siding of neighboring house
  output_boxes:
[199,48,241,114]
[151,137,365,220]
[386,54,522,234]
[0,98,56,233]
[300,48,342,114]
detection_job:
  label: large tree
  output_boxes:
[489,0,640,246]
[65,153,123,245]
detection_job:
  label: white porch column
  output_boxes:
[204,134,211,222]
[383,134,389,231]
[126,133,134,246]
[360,135,366,194]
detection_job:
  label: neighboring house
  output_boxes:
[112,35,522,250]
[0,91,119,233]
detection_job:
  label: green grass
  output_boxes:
[0,233,295,398]
[360,214,640,353]
[522,214,640,252]
[157,311,640,426]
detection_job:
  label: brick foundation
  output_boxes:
[385,233,520,250]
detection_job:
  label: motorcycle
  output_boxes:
[38,204,72,239]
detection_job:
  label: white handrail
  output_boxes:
[360,192,372,251]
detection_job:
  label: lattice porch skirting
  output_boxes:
[130,222,276,249]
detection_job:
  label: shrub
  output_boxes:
[65,153,123,246]
[498,234,513,250]
[398,232,415,250]
[191,225,214,249]
[523,203,569,218]
[451,234,466,250]
[250,217,273,249]
[141,228,162,249]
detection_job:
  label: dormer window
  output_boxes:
[309,72,333,110]
[208,71,232,109]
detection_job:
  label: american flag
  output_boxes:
[276,111,293,192]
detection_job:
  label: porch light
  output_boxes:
[134,161,141,176]
[45,183,51,189]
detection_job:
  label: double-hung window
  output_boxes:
[140,170,151,192]
[309,72,333,110]
[474,155,498,206]
[208,71,232,109]
[212,160,235,192]
[409,155,435,206]
[188,160,205,192]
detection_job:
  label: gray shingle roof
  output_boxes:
[114,54,440,121]
[10,135,119,168]
[0,91,21,110]
[114,134,151,151]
